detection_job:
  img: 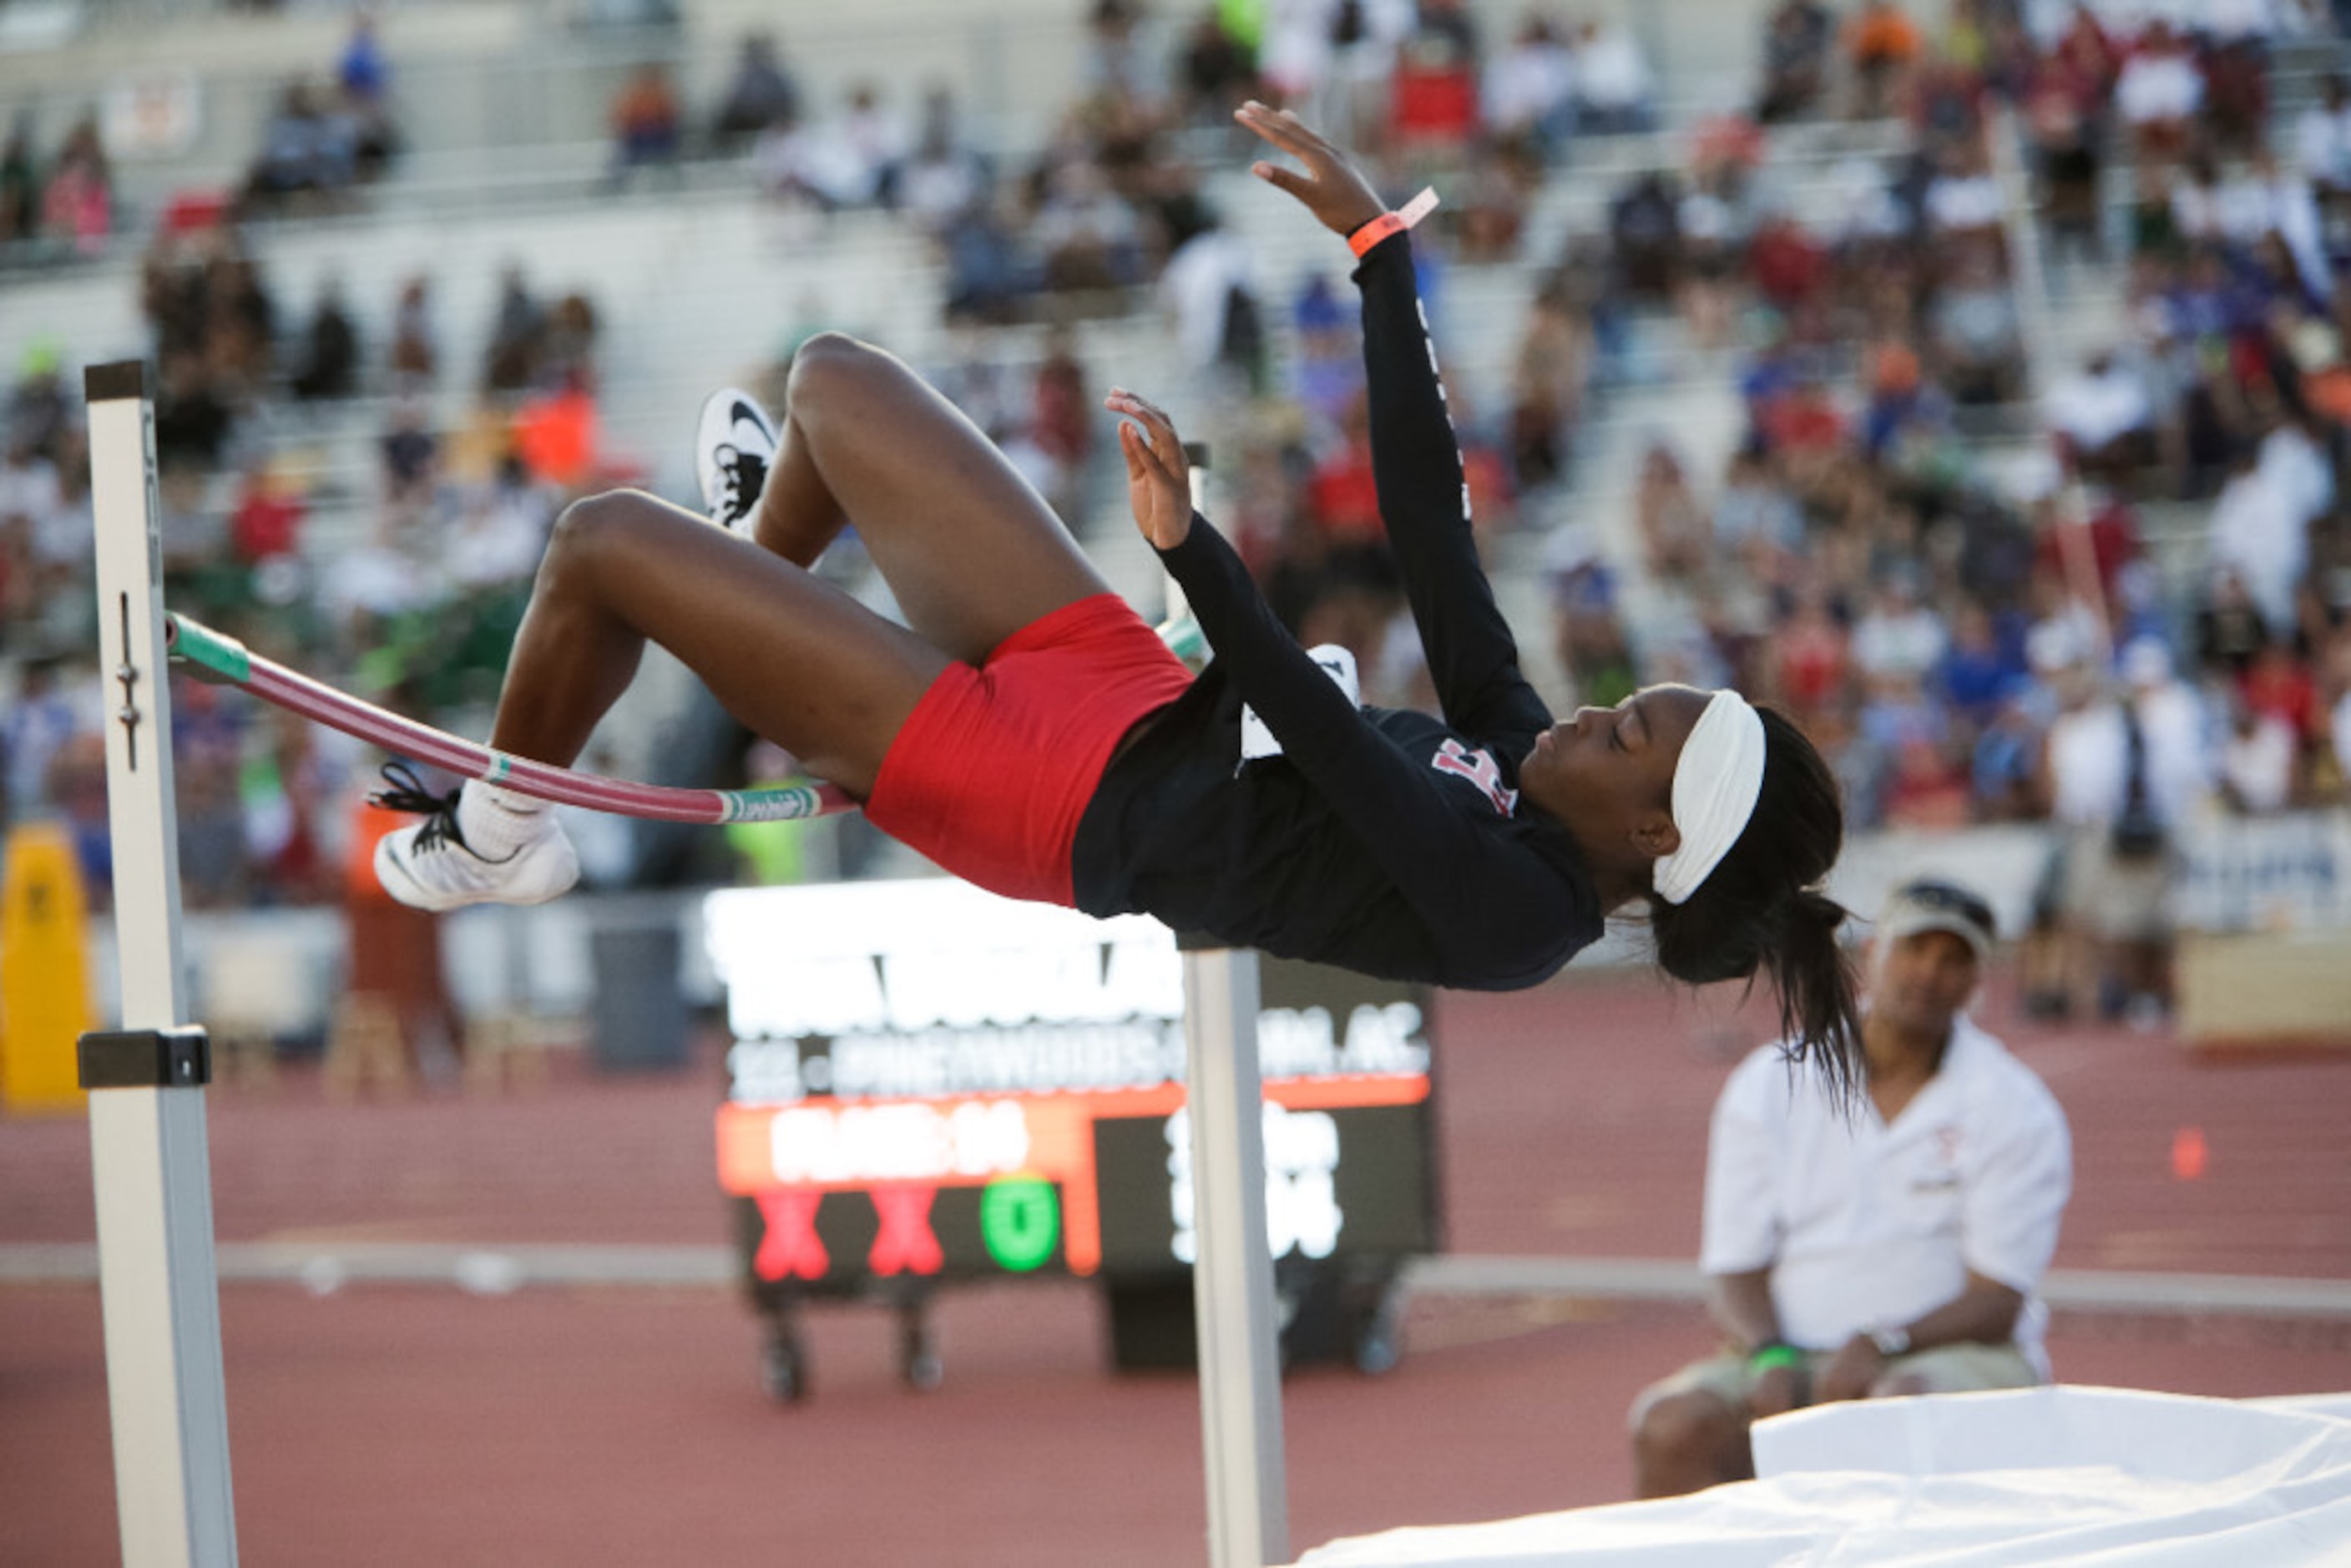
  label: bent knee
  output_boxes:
[786,330,892,407]
[553,488,665,545]
[547,488,684,576]
[1633,1389,1742,1463]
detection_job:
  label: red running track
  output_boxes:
[3,967,2347,1565]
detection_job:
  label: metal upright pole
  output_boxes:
[1181,938,1288,1568]
[1175,445,1287,1568]
[81,360,239,1568]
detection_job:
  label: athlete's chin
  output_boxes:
[1517,768,1581,825]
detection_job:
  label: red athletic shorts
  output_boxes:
[864,593,1193,907]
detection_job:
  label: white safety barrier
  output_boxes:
[1299,1387,2351,1565]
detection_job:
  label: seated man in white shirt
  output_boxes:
[1627,877,2074,1499]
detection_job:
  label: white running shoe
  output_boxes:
[372,765,580,913]
[695,387,781,533]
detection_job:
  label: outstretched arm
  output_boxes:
[1110,391,1580,984]
[1236,103,1545,740]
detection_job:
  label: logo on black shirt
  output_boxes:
[1432,739,1518,817]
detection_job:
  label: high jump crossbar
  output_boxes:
[160,615,857,825]
[84,364,1289,1567]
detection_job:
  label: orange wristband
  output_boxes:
[1347,187,1441,257]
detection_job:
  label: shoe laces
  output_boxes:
[714,443,768,525]
[371,761,468,854]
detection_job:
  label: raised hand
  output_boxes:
[1105,387,1192,550]
[1234,100,1386,239]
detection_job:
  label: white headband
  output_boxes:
[1651,690,1767,905]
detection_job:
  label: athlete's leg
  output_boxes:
[488,488,949,797]
[745,331,1114,664]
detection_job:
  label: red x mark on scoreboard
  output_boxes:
[752,1190,828,1282]
[868,1184,945,1276]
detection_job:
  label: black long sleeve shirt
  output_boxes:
[1069,232,1601,990]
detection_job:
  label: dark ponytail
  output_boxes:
[1649,705,1863,1103]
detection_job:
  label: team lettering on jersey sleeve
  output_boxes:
[1432,738,1518,817]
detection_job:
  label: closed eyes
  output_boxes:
[1614,696,1645,752]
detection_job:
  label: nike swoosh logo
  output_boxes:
[377,837,420,896]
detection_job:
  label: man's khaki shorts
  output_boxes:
[1627,1340,2040,1429]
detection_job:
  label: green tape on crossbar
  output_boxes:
[719,786,827,823]
[165,615,253,685]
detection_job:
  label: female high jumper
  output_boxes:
[377,104,1863,1080]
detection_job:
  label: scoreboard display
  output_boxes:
[705,881,1438,1295]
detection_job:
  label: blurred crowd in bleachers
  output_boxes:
[3,2,2351,1024]
[0,110,115,260]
